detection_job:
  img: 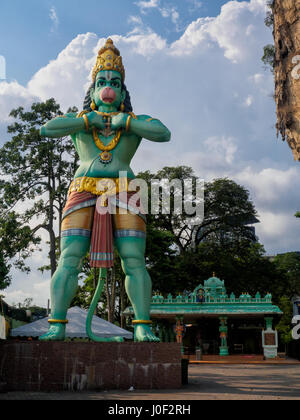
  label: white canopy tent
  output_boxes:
[10,306,133,339]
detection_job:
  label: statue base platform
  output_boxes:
[0,341,183,392]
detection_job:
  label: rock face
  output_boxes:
[273,0,300,161]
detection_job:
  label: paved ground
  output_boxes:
[1,364,300,400]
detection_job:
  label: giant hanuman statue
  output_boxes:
[39,38,171,342]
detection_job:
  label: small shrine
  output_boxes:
[124,275,282,357]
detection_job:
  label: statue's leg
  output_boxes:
[114,235,159,342]
[40,207,93,341]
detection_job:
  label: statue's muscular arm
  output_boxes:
[127,115,171,143]
[40,112,171,143]
[40,112,95,138]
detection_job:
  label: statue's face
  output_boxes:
[91,70,125,109]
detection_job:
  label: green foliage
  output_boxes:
[0,251,10,290]
[134,167,275,298]
[272,252,300,298]
[0,99,78,278]
[295,212,300,218]
[262,2,275,73]
[276,296,293,345]
[198,178,258,245]
[188,241,286,301]
[262,44,276,73]
[265,1,274,28]
[72,267,100,311]
[0,212,41,290]
[138,166,200,253]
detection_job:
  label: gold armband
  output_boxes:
[126,115,132,133]
[48,319,69,324]
[83,114,89,132]
[132,320,152,325]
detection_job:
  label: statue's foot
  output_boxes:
[134,325,160,342]
[39,324,66,341]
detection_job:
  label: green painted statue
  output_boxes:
[39,38,171,342]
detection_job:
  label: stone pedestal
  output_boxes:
[0,341,182,392]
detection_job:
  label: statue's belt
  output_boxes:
[69,176,129,197]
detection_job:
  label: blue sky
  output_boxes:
[1,0,245,85]
[1,0,300,306]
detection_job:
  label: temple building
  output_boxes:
[124,276,282,357]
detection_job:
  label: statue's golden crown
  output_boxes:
[92,38,125,82]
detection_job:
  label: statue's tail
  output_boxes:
[86,268,123,342]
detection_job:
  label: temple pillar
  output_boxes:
[265,317,273,330]
[175,316,185,355]
[219,316,229,356]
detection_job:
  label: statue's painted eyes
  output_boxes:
[98,80,105,87]
[111,81,120,88]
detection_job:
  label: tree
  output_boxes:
[295,212,300,218]
[262,44,276,72]
[196,178,258,245]
[0,251,10,290]
[135,168,261,296]
[175,240,286,301]
[137,166,201,254]
[271,0,300,161]
[137,168,258,254]
[273,252,300,297]
[0,212,41,290]
[0,99,78,276]
[276,295,293,351]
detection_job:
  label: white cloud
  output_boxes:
[160,6,179,24]
[27,33,98,110]
[249,73,264,84]
[255,210,300,254]
[187,0,203,12]
[135,0,180,30]
[170,0,268,61]
[49,6,59,32]
[0,81,39,122]
[243,95,254,107]
[135,0,160,13]
[236,167,300,206]
[128,15,143,26]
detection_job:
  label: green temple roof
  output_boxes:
[124,276,282,319]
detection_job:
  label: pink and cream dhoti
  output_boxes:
[61,177,146,268]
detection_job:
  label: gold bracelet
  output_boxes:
[83,114,89,132]
[48,319,69,324]
[126,115,132,133]
[132,320,152,325]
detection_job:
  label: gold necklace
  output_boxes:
[95,111,122,117]
[92,128,122,164]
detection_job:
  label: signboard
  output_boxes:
[262,329,278,359]
[264,332,276,346]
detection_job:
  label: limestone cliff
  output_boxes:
[273,0,300,161]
